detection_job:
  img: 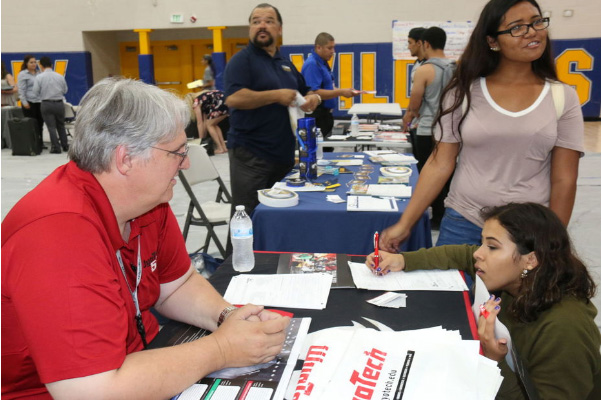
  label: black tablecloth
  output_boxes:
[209,252,477,340]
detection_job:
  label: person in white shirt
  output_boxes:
[33,56,69,153]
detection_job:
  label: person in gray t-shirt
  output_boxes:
[381,0,583,253]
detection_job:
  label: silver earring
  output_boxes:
[490,47,500,51]
[520,268,529,279]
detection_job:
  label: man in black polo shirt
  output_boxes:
[224,2,320,217]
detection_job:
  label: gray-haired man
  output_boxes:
[2,77,289,399]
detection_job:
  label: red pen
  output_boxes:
[374,231,380,270]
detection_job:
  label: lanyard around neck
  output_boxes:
[116,235,148,349]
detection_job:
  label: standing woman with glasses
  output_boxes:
[17,55,45,150]
[380,0,584,252]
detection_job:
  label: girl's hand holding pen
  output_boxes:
[365,251,406,275]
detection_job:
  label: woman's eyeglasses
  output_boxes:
[495,17,549,38]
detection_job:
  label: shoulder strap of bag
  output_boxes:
[550,81,565,120]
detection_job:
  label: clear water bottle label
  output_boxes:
[232,227,253,239]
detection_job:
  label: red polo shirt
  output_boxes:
[1,161,190,399]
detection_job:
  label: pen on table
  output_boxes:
[374,231,380,272]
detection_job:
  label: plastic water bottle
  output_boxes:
[350,113,360,136]
[230,205,255,272]
[316,128,324,159]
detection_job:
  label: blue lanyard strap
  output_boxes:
[116,235,148,349]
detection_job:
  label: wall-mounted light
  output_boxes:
[542,10,551,18]
[563,9,574,17]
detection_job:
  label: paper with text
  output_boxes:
[347,195,399,212]
[349,262,469,291]
[224,273,332,309]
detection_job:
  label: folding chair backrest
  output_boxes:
[181,143,220,185]
[64,102,76,120]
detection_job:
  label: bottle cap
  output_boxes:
[235,205,245,211]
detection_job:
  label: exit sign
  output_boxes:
[170,14,184,24]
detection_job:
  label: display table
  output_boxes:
[209,252,477,339]
[252,152,431,255]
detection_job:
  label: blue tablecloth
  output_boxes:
[252,152,432,255]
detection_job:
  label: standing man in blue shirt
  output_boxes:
[33,56,69,154]
[301,32,361,137]
[224,3,320,218]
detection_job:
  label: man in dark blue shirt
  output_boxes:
[224,2,320,218]
[301,32,361,137]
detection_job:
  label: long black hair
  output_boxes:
[481,203,596,323]
[20,54,36,72]
[434,0,557,144]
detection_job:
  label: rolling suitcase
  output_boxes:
[8,117,42,156]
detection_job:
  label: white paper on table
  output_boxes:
[477,356,505,399]
[349,262,469,291]
[347,195,398,212]
[328,134,349,140]
[326,195,345,203]
[378,153,418,163]
[366,184,412,197]
[400,340,478,400]
[273,181,324,192]
[331,159,364,166]
[367,292,407,308]
[364,150,397,156]
[472,275,515,371]
[291,326,501,400]
[224,273,332,309]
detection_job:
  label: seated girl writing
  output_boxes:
[366,202,600,399]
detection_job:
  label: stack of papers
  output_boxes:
[330,159,364,166]
[378,176,410,184]
[369,153,418,164]
[366,184,412,198]
[348,262,469,291]
[373,132,409,142]
[347,195,399,212]
[364,150,397,157]
[273,181,324,192]
[288,326,503,399]
[223,273,332,310]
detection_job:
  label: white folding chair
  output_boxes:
[64,102,76,137]
[179,143,231,257]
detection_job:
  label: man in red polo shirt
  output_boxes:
[1,77,290,399]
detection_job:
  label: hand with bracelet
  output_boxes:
[216,304,284,325]
[211,303,291,369]
[300,93,321,113]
